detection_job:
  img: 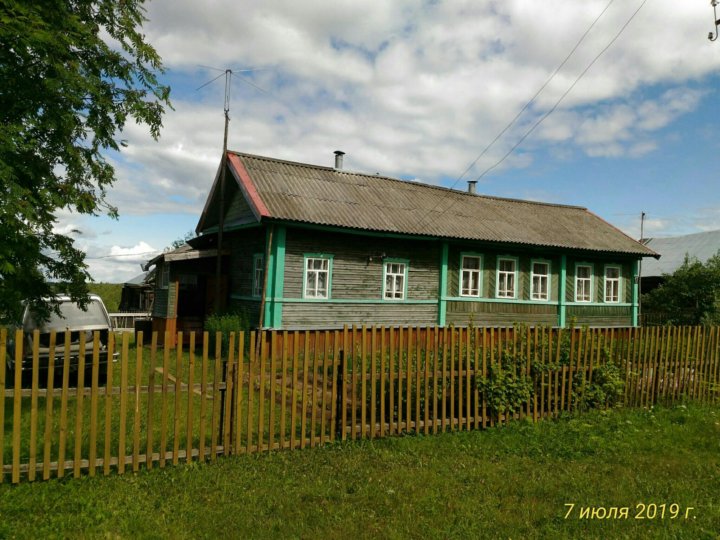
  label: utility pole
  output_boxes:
[214,69,232,314]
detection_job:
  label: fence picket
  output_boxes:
[5,324,720,485]
[89,332,101,476]
[0,329,6,483]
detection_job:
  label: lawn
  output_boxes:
[0,404,718,539]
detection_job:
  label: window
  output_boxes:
[383,260,407,300]
[496,258,517,298]
[575,264,593,302]
[303,256,332,299]
[604,265,621,303]
[460,255,482,297]
[531,261,550,301]
[252,254,264,298]
[160,263,169,289]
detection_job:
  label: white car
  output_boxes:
[6,294,114,385]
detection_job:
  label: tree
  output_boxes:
[0,1,171,323]
[642,252,720,325]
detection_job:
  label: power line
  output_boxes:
[417,0,647,230]
[414,0,615,230]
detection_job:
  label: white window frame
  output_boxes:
[496,257,518,299]
[252,254,264,298]
[459,253,482,297]
[575,263,594,303]
[383,259,408,301]
[530,259,551,302]
[604,264,621,303]
[302,254,333,299]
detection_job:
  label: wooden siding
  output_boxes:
[225,189,257,226]
[228,228,266,298]
[281,302,437,328]
[228,299,261,327]
[446,246,559,301]
[283,228,440,301]
[567,305,633,327]
[446,301,557,326]
[565,258,633,304]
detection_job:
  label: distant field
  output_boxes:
[88,283,122,312]
[0,404,718,539]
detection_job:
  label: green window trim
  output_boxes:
[382,258,409,301]
[603,264,622,304]
[574,262,594,303]
[302,253,334,300]
[459,252,483,297]
[495,256,519,300]
[530,258,552,302]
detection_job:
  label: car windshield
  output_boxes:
[25,300,108,332]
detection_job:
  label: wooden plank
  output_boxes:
[12,330,24,483]
[369,326,377,439]
[434,327,441,434]
[405,327,413,432]
[693,327,705,401]
[330,330,340,442]
[456,327,464,430]
[553,330,561,418]
[233,332,243,454]
[388,326,396,436]
[116,332,129,476]
[339,327,349,441]
[223,333,235,455]
[488,328,495,426]
[350,326,358,440]
[172,333,184,465]
[415,327,422,433]
[708,327,718,404]
[212,332,223,459]
[465,327,471,431]
[146,332,157,471]
[160,332,170,468]
[397,326,404,433]
[280,331,288,448]
[291,331,300,447]
[72,331,88,478]
[268,331,277,451]
[102,331,114,476]
[310,331,319,446]
[360,326,367,438]
[0,329,6,483]
[449,327,455,429]
[89,332,101,476]
[245,332,255,454]
[379,327,387,438]
[132,332,143,472]
[320,330,330,444]
[481,328,487,428]
[28,330,40,481]
[186,332,196,460]
[301,330,310,448]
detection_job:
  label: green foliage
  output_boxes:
[88,282,123,312]
[572,358,625,411]
[642,252,720,325]
[0,1,170,323]
[205,313,251,352]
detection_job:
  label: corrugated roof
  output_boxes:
[642,230,720,276]
[207,151,656,257]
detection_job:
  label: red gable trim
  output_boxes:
[227,152,270,218]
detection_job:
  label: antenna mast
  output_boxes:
[214,69,232,314]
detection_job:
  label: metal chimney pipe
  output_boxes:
[467,180,477,194]
[334,150,345,169]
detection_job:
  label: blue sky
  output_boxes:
[59,0,720,282]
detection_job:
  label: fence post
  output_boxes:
[335,350,345,439]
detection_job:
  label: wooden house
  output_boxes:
[147,150,657,333]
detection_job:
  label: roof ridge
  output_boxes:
[229,150,587,212]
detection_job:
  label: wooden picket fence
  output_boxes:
[1,325,719,484]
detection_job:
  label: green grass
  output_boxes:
[87,283,122,312]
[0,404,718,539]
